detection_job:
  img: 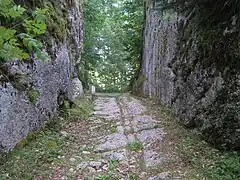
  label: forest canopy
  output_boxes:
[81,0,144,92]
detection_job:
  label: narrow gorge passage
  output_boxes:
[49,94,186,179]
[0,93,224,179]
[1,0,239,179]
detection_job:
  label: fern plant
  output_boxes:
[0,0,49,62]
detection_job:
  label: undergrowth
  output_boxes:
[0,95,93,179]
[205,152,240,179]
[52,96,94,128]
[141,97,240,179]
[93,159,120,180]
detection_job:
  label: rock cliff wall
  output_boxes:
[0,0,83,152]
[137,1,240,149]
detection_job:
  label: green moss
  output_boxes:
[16,132,37,149]
[9,73,29,91]
[27,87,40,104]
[126,141,143,152]
[44,2,68,42]
[70,72,74,79]
[60,96,94,122]
[109,126,118,134]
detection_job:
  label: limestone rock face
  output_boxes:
[0,2,83,152]
[137,2,240,149]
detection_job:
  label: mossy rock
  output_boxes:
[28,87,40,104]
[16,132,37,149]
[44,1,68,42]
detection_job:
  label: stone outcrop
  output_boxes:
[136,1,240,149]
[0,0,83,152]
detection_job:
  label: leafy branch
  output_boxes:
[0,0,49,62]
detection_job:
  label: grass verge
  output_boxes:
[140,97,240,179]
[0,95,93,179]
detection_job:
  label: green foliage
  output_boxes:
[126,140,143,152]
[15,132,37,149]
[60,96,94,122]
[23,8,47,36]
[44,1,68,41]
[0,27,27,60]
[205,152,240,179]
[128,172,137,180]
[81,0,144,92]
[0,0,25,18]
[27,87,40,104]
[93,174,111,180]
[0,0,48,61]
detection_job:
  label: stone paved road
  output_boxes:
[50,93,181,180]
[0,93,220,179]
[68,93,172,180]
